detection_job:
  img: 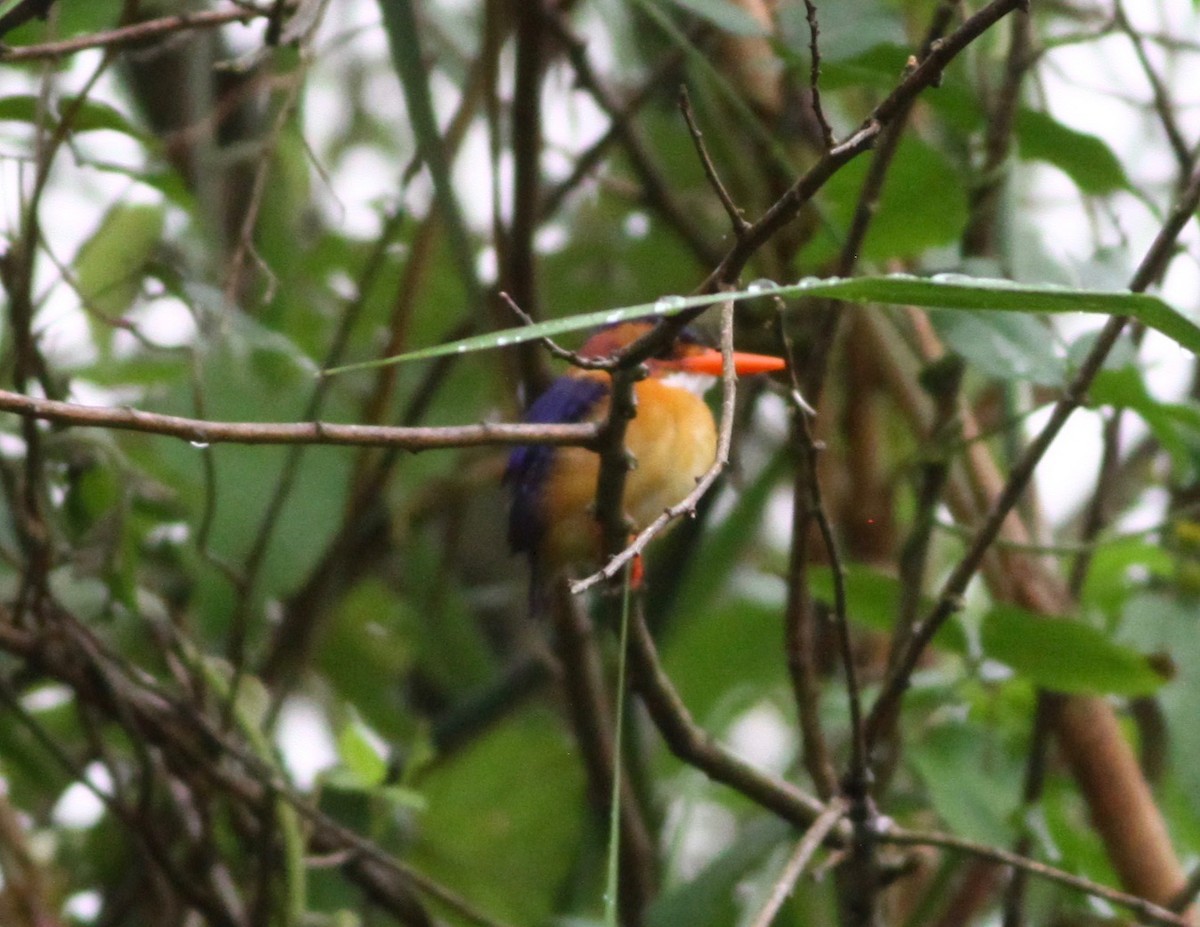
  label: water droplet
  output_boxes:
[653,295,687,312]
[746,278,778,295]
[456,344,467,353]
[189,440,210,449]
[605,311,623,324]
[496,336,510,346]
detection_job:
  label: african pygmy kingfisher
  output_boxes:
[505,320,786,592]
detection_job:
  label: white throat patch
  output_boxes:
[659,371,718,396]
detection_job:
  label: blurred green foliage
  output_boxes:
[1,0,1199,925]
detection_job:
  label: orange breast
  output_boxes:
[538,377,717,574]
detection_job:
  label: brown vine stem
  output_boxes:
[0,389,598,450]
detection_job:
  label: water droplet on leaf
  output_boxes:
[653,295,688,312]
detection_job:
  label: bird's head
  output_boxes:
[574,320,786,393]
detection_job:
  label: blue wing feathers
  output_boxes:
[506,377,608,555]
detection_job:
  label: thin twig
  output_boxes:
[1000,694,1058,927]
[222,64,306,304]
[800,0,963,398]
[747,799,850,927]
[1114,0,1191,173]
[794,398,865,792]
[544,10,723,266]
[963,6,1031,257]
[867,354,964,761]
[801,0,835,150]
[500,292,615,370]
[779,336,838,800]
[700,0,1021,294]
[788,385,875,926]
[0,5,271,61]
[679,86,751,238]
[882,825,1191,927]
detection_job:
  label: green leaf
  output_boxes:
[1119,591,1200,820]
[909,722,1021,844]
[659,0,767,35]
[411,711,585,925]
[0,94,146,139]
[74,203,164,323]
[1080,537,1173,619]
[335,721,388,788]
[980,605,1167,696]
[808,564,969,655]
[0,0,121,44]
[929,310,1066,386]
[1016,110,1130,195]
[813,136,969,262]
[329,274,1199,373]
[1091,365,1200,480]
[648,818,791,927]
[663,599,786,725]
[320,580,415,740]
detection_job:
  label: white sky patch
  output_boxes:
[476,244,499,284]
[120,295,199,351]
[664,796,738,882]
[534,222,569,254]
[325,144,396,240]
[1027,402,1105,525]
[21,684,73,713]
[277,697,339,790]
[51,762,112,830]
[64,890,103,923]
[725,701,796,776]
[623,211,651,239]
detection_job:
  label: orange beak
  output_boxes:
[675,347,787,377]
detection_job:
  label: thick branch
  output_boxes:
[0,389,598,450]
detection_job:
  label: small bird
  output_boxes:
[505,320,785,592]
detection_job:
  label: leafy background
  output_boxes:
[1,1,1200,926]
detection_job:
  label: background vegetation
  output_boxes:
[1,0,1200,925]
